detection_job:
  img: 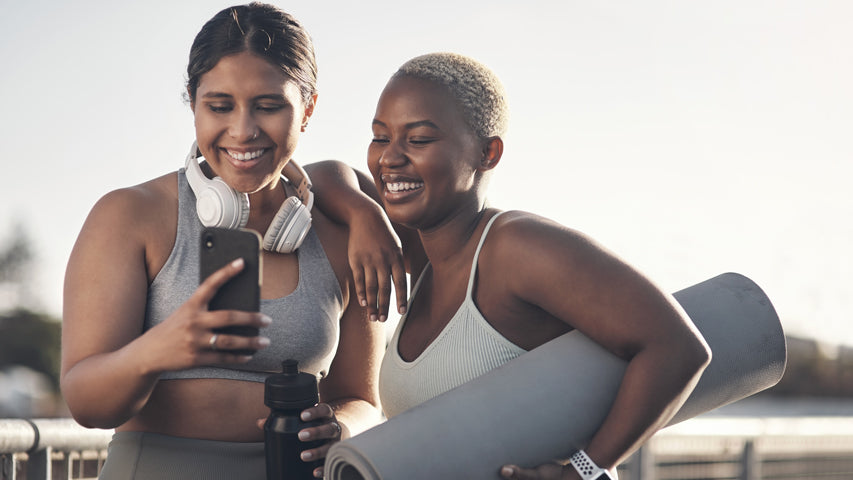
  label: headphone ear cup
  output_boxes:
[196,177,250,229]
[263,196,312,253]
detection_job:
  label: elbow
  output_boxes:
[61,385,127,430]
[68,412,101,430]
[63,398,125,430]
[682,329,713,378]
[68,409,127,430]
[64,405,107,430]
[649,321,712,382]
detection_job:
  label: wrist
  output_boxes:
[350,200,396,238]
[341,191,383,225]
[569,450,617,480]
[562,464,582,480]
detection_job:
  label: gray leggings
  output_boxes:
[98,431,266,480]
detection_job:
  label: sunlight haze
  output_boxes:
[1,0,851,346]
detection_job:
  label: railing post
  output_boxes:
[627,446,655,480]
[62,451,73,480]
[27,446,51,480]
[1,453,17,480]
[740,440,761,480]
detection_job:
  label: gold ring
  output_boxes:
[209,333,219,351]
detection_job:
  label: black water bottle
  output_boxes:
[264,359,324,479]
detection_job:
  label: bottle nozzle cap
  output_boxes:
[264,359,319,409]
[281,359,298,375]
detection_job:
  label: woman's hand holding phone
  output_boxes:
[199,227,264,355]
[140,256,271,374]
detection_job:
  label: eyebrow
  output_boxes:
[372,119,442,131]
[200,92,289,103]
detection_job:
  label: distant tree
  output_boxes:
[767,335,853,398]
[0,224,33,282]
[0,223,37,310]
[0,309,62,391]
[0,223,61,392]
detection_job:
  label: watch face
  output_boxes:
[593,473,613,480]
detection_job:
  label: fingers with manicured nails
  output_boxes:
[391,256,408,315]
[195,258,245,307]
[375,267,392,322]
[362,266,380,321]
[500,463,567,480]
[205,310,271,337]
[351,260,368,307]
[297,402,341,476]
[347,238,408,322]
[195,258,271,359]
[300,403,335,423]
[500,466,521,479]
[296,420,340,443]
[202,318,271,356]
[297,429,335,478]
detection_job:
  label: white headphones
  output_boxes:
[184,141,314,253]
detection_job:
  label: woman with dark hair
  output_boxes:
[60,4,401,479]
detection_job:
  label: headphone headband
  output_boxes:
[186,141,313,206]
[282,160,314,212]
[184,141,208,196]
[184,141,312,253]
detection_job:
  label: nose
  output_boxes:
[229,109,260,142]
[377,139,407,168]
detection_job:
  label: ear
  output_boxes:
[188,87,195,112]
[301,93,318,132]
[478,136,503,171]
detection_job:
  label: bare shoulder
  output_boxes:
[87,173,177,228]
[71,172,179,279]
[483,209,606,262]
[478,209,638,304]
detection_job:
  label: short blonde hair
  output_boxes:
[393,52,509,139]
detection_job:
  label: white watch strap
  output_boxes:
[569,450,615,480]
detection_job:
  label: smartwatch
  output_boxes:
[569,450,616,480]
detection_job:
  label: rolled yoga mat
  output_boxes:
[326,272,787,480]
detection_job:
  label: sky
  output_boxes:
[1,1,851,347]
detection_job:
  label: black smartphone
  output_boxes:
[199,227,263,353]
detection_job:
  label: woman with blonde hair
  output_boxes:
[365,52,712,479]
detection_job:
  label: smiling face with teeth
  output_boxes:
[368,75,492,231]
[191,51,315,196]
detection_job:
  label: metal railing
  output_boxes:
[2,417,853,479]
[0,419,112,480]
[620,416,853,480]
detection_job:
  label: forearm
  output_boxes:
[305,160,384,226]
[307,160,412,319]
[61,341,161,429]
[582,341,710,469]
[327,396,383,439]
[310,161,423,274]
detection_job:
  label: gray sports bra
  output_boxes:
[144,169,343,382]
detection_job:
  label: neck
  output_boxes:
[418,202,489,270]
[245,176,289,233]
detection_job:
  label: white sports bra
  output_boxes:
[379,212,526,417]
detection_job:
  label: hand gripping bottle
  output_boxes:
[264,359,324,479]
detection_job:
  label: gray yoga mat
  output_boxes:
[326,272,787,480]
